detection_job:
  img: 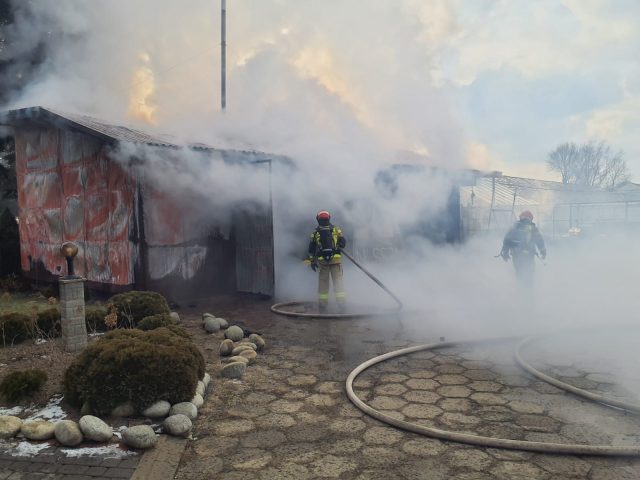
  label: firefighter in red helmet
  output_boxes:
[306,211,347,313]
[500,210,546,286]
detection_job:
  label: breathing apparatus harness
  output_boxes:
[315,223,340,262]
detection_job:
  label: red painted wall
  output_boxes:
[15,127,136,285]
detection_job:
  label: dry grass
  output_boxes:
[0,292,55,316]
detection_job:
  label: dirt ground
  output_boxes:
[172,296,640,480]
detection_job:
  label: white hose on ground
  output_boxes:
[346,339,640,456]
[515,336,640,415]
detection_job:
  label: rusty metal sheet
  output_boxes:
[15,128,136,286]
[22,171,62,209]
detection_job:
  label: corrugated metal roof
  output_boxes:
[0,107,283,161]
[2,106,180,147]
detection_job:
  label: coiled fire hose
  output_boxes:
[346,337,640,456]
[270,249,403,319]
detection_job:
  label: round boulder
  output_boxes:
[170,402,198,421]
[204,317,221,333]
[142,400,172,418]
[54,420,83,446]
[191,393,204,408]
[222,361,247,379]
[216,318,229,329]
[232,344,256,356]
[79,416,113,442]
[111,401,135,417]
[0,416,22,439]
[163,414,192,438]
[225,325,244,342]
[202,372,211,388]
[21,420,55,441]
[219,339,234,356]
[223,355,249,365]
[239,349,258,365]
[248,334,266,351]
[169,312,181,324]
[196,381,205,397]
[123,425,158,449]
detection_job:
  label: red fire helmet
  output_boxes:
[519,210,534,221]
[316,211,331,221]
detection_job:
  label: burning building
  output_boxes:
[0,106,275,299]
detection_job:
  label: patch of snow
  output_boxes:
[0,406,23,415]
[26,395,66,421]
[89,332,104,337]
[10,441,52,457]
[61,444,137,458]
[34,338,47,345]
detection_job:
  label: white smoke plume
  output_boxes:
[4,1,640,393]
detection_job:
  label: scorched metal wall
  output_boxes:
[15,126,137,286]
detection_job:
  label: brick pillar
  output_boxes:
[59,278,87,352]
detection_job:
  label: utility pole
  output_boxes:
[221,0,226,111]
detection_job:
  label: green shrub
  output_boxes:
[137,313,174,331]
[163,324,192,340]
[63,327,205,415]
[0,369,47,402]
[108,291,170,328]
[36,308,61,337]
[0,313,32,345]
[85,306,109,333]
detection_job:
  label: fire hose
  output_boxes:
[271,252,640,454]
[270,249,403,319]
[346,337,640,456]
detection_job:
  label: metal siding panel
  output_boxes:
[234,204,274,296]
[15,127,136,286]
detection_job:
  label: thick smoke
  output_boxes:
[3,0,640,385]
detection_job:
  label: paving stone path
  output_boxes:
[174,301,640,480]
[0,447,139,479]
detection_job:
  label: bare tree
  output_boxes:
[547,141,630,189]
[547,142,579,184]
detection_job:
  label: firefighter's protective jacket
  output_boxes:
[308,225,346,264]
[501,219,546,258]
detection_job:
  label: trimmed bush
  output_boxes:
[0,369,47,402]
[108,291,170,328]
[63,327,205,415]
[0,313,32,345]
[36,308,61,337]
[138,313,174,331]
[85,306,109,333]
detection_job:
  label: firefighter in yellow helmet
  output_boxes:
[500,210,546,286]
[306,211,346,313]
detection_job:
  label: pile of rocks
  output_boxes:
[202,312,266,380]
[0,372,211,450]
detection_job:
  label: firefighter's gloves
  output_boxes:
[337,237,346,249]
[304,258,318,271]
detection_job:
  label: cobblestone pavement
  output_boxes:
[174,300,640,480]
[0,447,139,479]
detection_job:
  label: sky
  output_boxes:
[3,0,640,179]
